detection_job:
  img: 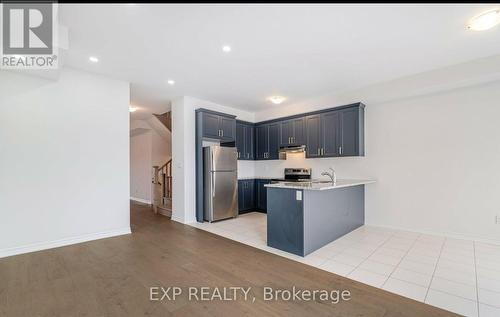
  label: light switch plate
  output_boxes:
[296,191,302,201]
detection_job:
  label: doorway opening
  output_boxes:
[130,111,172,218]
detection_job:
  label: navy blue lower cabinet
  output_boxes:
[267,188,304,256]
[237,180,245,212]
[256,179,270,212]
[244,180,255,210]
[238,179,255,213]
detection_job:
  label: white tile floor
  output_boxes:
[189,212,500,317]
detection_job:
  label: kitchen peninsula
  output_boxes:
[265,180,375,256]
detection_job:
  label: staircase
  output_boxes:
[153,111,171,131]
[153,159,172,216]
[151,111,172,216]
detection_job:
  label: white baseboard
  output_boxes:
[366,223,500,246]
[171,215,185,224]
[130,197,151,204]
[0,227,131,259]
[157,208,172,217]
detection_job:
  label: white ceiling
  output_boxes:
[59,4,500,119]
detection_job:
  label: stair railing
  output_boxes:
[157,159,172,200]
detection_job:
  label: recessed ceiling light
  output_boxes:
[129,106,138,112]
[167,79,175,85]
[222,45,231,53]
[89,56,99,63]
[467,9,500,31]
[268,96,286,105]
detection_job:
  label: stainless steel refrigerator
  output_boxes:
[203,146,238,222]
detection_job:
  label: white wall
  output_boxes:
[0,68,130,258]
[171,96,254,223]
[253,80,500,244]
[151,127,171,166]
[130,131,153,203]
[130,118,172,204]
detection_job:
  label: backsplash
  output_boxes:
[237,151,371,180]
[265,152,370,180]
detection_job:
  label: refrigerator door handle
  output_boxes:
[212,172,215,197]
[211,150,215,172]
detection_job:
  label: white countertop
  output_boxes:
[238,176,278,180]
[264,179,376,191]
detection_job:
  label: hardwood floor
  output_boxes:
[0,202,459,317]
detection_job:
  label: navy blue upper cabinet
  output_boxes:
[236,123,245,159]
[200,110,236,141]
[220,116,236,141]
[293,117,306,145]
[305,104,364,158]
[280,117,305,146]
[280,120,293,146]
[305,114,322,158]
[339,107,363,156]
[268,123,280,159]
[321,111,341,157]
[236,121,254,160]
[255,123,280,160]
[255,124,268,160]
[245,125,255,160]
[202,112,222,139]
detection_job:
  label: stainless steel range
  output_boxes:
[271,168,312,183]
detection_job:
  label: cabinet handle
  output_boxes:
[221,130,224,137]
[321,148,324,156]
[247,153,249,159]
[317,148,320,155]
[339,146,342,155]
[218,129,221,137]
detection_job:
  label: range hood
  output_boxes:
[278,145,306,159]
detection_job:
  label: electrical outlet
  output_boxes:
[296,191,302,201]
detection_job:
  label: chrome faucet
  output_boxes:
[321,167,337,183]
